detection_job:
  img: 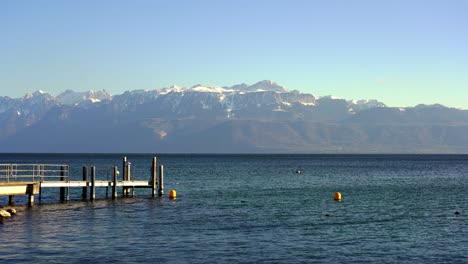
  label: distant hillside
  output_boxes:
[1,81,468,153]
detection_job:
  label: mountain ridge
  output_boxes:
[1,80,467,153]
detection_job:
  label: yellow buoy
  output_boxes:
[334,192,342,201]
[169,189,177,199]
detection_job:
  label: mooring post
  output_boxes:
[112,166,118,199]
[28,193,34,207]
[158,165,164,196]
[60,166,66,202]
[122,157,127,196]
[122,157,130,197]
[123,161,132,197]
[90,166,96,201]
[27,184,35,206]
[8,195,14,206]
[82,166,88,200]
[152,157,157,197]
[128,162,133,197]
[123,157,128,180]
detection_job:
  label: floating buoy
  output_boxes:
[334,192,342,201]
[169,189,177,199]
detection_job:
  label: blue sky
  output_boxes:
[1,0,467,108]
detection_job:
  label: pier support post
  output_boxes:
[112,166,118,199]
[60,166,66,202]
[82,166,88,200]
[27,184,35,206]
[28,194,34,207]
[124,162,132,197]
[152,157,157,197]
[8,195,14,206]
[158,165,164,197]
[122,157,128,197]
[128,162,133,197]
[39,184,42,202]
[90,166,96,201]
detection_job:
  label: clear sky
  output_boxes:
[1,0,467,108]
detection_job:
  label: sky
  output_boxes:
[1,0,467,108]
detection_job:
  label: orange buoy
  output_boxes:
[334,192,342,201]
[169,189,177,199]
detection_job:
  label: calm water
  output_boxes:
[0,154,467,263]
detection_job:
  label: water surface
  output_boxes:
[1,154,467,263]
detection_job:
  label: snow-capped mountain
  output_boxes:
[1,80,384,120]
[1,80,467,153]
[57,89,112,105]
[105,80,384,121]
[236,80,288,93]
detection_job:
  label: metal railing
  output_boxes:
[0,164,69,182]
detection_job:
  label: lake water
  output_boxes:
[1,154,467,263]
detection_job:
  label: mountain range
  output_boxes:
[1,80,468,153]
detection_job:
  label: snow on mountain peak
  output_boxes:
[57,89,112,105]
[23,90,50,99]
[159,84,235,94]
[189,85,234,93]
[246,80,288,93]
[350,99,386,107]
[158,85,184,94]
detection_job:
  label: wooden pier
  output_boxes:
[0,157,164,206]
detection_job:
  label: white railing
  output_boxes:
[0,164,69,182]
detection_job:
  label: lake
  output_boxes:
[1,154,467,263]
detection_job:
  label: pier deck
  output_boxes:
[0,157,163,206]
[40,180,151,188]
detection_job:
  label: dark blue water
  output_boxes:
[1,154,467,263]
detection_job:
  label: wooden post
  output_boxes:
[158,165,164,196]
[123,157,128,180]
[8,195,14,206]
[90,166,96,201]
[27,184,35,206]
[39,184,42,202]
[28,193,34,207]
[82,166,88,200]
[60,166,66,202]
[112,166,118,199]
[66,166,70,201]
[128,162,133,197]
[123,157,128,196]
[152,157,157,197]
[124,162,132,197]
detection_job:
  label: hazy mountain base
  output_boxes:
[2,117,468,153]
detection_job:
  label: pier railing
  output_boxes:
[0,164,70,182]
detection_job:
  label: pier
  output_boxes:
[0,157,163,206]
